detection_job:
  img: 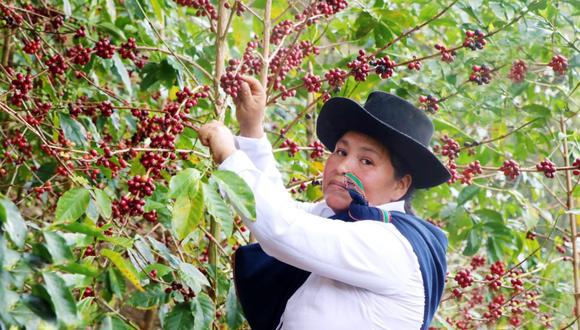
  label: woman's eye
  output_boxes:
[335,149,346,156]
[361,159,373,165]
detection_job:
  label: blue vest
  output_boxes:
[233,190,448,329]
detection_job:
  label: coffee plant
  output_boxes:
[0,0,578,329]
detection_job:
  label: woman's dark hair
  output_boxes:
[389,150,416,215]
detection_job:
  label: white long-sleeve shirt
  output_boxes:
[219,135,425,330]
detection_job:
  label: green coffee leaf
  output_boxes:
[42,272,79,327]
[59,113,88,147]
[102,249,144,292]
[94,189,112,219]
[55,188,91,224]
[172,182,204,240]
[169,168,201,198]
[164,303,195,330]
[203,182,234,237]
[212,170,256,221]
[43,231,73,264]
[0,198,28,248]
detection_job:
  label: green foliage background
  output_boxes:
[0,0,578,328]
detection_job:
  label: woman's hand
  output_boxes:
[197,121,237,164]
[233,75,267,138]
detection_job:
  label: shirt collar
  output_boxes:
[317,200,406,217]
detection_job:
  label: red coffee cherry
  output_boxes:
[469,64,492,85]
[536,158,556,178]
[454,269,474,288]
[470,255,486,269]
[372,55,396,79]
[418,95,439,113]
[303,73,322,93]
[508,60,527,83]
[441,135,460,160]
[67,45,92,66]
[280,138,299,157]
[463,29,486,50]
[23,37,41,54]
[94,37,116,59]
[548,55,568,75]
[270,20,294,45]
[308,140,324,159]
[45,54,68,75]
[347,49,372,82]
[434,43,456,63]
[325,68,348,88]
[500,159,520,180]
[407,56,422,71]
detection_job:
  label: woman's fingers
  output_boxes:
[198,121,219,146]
[241,75,264,95]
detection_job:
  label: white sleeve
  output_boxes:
[234,135,320,214]
[219,150,420,295]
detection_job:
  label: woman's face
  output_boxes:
[322,131,411,213]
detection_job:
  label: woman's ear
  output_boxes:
[392,174,412,201]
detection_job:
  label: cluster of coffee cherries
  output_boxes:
[240,39,262,75]
[223,1,245,16]
[174,0,217,20]
[220,63,244,97]
[434,44,457,63]
[83,245,97,257]
[268,41,319,91]
[573,158,580,176]
[118,37,148,69]
[112,195,146,218]
[2,130,32,161]
[23,37,41,54]
[303,73,322,93]
[440,135,460,160]
[67,45,92,66]
[127,175,156,197]
[97,101,114,117]
[418,95,439,113]
[270,20,294,45]
[469,65,492,85]
[499,159,520,180]
[94,37,116,59]
[347,50,372,81]
[461,160,483,185]
[280,138,300,157]
[44,54,68,76]
[508,60,527,83]
[372,55,397,79]
[325,68,348,88]
[446,161,460,184]
[289,177,308,194]
[165,281,197,302]
[536,158,556,178]
[548,55,568,75]
[9,72,33,106]
[0,5,24,27]
[463,30,486,50]
[407,56,422,71]
[454,269,474,288]
[81,287,95,299]
[175,85,210,110]
[308,140,325,159]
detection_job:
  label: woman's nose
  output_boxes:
[336,157,353,174]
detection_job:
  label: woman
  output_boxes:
[198,76,450,330]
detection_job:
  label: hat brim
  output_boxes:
[316,97,450,189]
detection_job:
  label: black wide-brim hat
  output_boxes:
[316,91,450,189]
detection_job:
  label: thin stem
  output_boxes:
[371,0,459,57]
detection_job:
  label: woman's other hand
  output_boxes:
[233,75,266,138]
[198,121,237,164]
